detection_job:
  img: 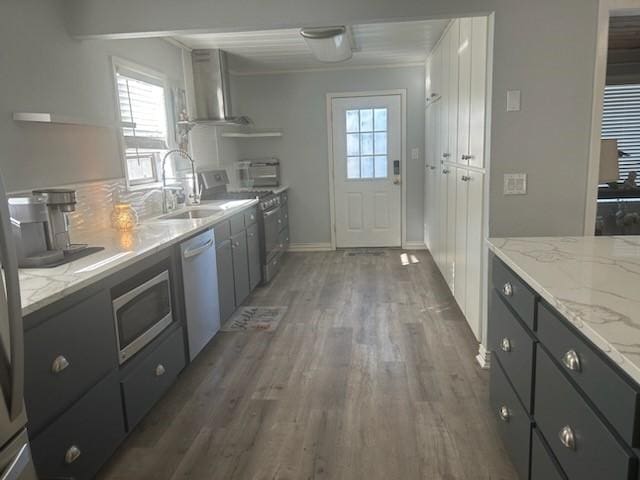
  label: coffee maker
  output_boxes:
[32,188,86,254]
[8,188,87,267]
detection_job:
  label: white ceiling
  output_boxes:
[172,19,450,74]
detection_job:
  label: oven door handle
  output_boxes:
[183,238,214,259]
[263,206,281,218]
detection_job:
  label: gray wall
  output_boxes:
[228,66,425,245]
[0,0,185,191]
[62,0,601,238]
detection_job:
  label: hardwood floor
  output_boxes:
[97,249,517,480]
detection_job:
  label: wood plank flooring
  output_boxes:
[97,249,517,480]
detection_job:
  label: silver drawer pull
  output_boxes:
[502,282,513,297]
[500,338,512,353]
[277,219,282,224]
[155,364,166,377]
[559,425,576,450]
[51,355,70,374]
[498,405,511,422]
[562,350,581,372]
[65,445,81,464]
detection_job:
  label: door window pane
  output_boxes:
[347,157,360,179]
[347,134,360,156]
[360,109,374,132]
[361,157,374,178]
[374,108,387,131]
[346,110,360,133]
[374,156,388,178]
[344,106,388,181]
[374,132,387,155]
[360,133,374,155]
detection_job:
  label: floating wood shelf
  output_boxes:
[13,112,134,129]
[221,130,283,138]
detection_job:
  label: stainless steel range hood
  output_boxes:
[191,49,252,126]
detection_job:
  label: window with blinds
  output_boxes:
[602,84,640,186]
[115,64,169,185]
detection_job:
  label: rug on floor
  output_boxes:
[221,306,288,332]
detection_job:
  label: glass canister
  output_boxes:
[111,203,138,231]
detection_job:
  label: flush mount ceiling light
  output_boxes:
[300,26,353,63]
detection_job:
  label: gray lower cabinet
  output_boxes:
[24,289,118,434]
[216,239,236,323]
[489,253,640,479]
[31,371,125,480]
[231,230,250,306]
[247,223,261,291]
[121,326,186,430]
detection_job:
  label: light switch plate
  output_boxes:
[507,90,521,112]
[411,148,420,160]
[504,173,527,195]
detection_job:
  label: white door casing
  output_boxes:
[330,94,402,248]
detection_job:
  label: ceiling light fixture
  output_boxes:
[300,26,352,63]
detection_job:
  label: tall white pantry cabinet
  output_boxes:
[424,16,489,341]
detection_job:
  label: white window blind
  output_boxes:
[116,66,168,184]
[602,84,640,185]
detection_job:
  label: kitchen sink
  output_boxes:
[158,208,223,220]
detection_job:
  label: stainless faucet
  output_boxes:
[161,149,200,213]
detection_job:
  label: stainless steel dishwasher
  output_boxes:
[180,228,220,361]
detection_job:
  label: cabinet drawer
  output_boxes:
[491,255,536,330]
[535,346,635,480]
[230,212,246,235]
[489,358,531,480]
[213,220,231,244]
[531,427,567,480]
[244,206,257,227]
[31,371,125,480]
[488,290,535,412]
[537,302,640,446]
[25,290,118,434]
[121,327,186,430]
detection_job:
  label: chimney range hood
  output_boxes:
[191,49,252,126]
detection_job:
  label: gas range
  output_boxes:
[215,190,281,212]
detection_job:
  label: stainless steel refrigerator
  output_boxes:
[0,173,38,479]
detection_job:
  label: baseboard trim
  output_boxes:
[288,242,334,252]
[476,343,491,369]
[402,241,427,250]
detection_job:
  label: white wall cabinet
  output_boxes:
[423,16,489,342]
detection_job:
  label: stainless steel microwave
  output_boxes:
[112,270,174,364]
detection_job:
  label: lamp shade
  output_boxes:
[600,139,620,183]
[300,26,352,63]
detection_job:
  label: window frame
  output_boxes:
[111,57,174,190]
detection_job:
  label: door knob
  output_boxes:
[502,282,513,297]
[559,426,576,450]
[51,355,70,374]
[498,405,510,422]
[65,445,81,464]
[500,338,512,352]
[155,364,166,376]
[562,350,582,372]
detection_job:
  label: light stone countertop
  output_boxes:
[488,236,640,384]
[18,199,258,317]
[226,185,289,195]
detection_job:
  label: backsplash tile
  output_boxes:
[10,178,164,237]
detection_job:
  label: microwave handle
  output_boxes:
[183,238,214,259]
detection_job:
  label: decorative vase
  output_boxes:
[111,203,138,231]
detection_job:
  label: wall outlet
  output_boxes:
[411,148,420,160]
[506,90,521,112]
[504,173,527,195]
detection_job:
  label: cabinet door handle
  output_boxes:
[442,169,450,174]
[502,282,513,297]
[559,425,576,450]
[65,445,81,464]
[562,350,581,372]
[155,364,166,377]
[429,165,436,170]
[249,232,255,238]
[498,405,510,422]
[277,219,282,224]
[442,153,451,158]
[461,175,471,182]
[500,338,512,353]
[461,154,475,161]
[51,355,70,374]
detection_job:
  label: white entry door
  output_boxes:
[331,95,402,247]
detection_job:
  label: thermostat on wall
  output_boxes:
[504,173,527,195]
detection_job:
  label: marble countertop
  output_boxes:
[18,199,258,317]
[226,185,289,195]
[488,236,640,384]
